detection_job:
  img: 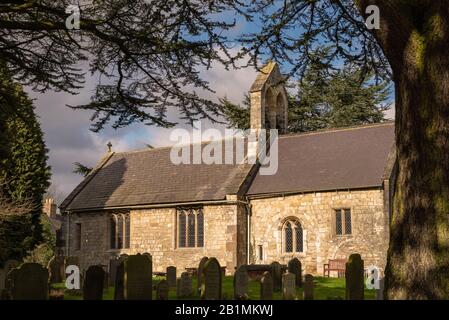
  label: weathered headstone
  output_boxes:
[201,258,222,300]
[260,271,273,300]
[282,272,296,300]
[270,261,282,292]
[156,280,169,300]
[303,274,314,300]
[108,258,120,287]
[233,265,249,300]
[376,278,384,300]
[124,254,152,300]
[197,257,208,291]
[10,263,49,300]
[83,265,105,300]
[48,256,65,284]
[166,266,177,288]
[114,259,125,300]
[288,258,302,287]
[177,272,193,298]
[345,253,364,300]
[0,259,19,293]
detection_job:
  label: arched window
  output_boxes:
[177,207,204,248]
[282,219,303,253]
[178,210,186,248]
[110,213,131,249]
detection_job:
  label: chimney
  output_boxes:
[43,198,57,219]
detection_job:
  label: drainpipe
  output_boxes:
[245,199,252,265]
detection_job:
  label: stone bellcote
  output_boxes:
[249,62,288,134]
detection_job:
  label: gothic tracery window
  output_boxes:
[177,208,204,248]
[110,213,130,249]
[282,218,303,253]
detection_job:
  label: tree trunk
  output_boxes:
[383,5,449,299]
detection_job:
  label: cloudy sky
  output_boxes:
[28,62,257,200]
[29,61,395,202]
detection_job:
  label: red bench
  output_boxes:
[323,259,347,277]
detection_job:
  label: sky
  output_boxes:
[28,60,258,200]
[26,3,395,203]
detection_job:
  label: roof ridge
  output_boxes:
[112,135,248,156]
[279,121,394,140]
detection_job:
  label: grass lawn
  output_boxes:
[58,276,375,300]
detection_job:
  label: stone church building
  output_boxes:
[60,62,395,275]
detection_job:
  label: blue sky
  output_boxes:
[29,5,395,201]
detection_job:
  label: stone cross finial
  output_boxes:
[107,141,112,152]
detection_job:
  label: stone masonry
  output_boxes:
[249,188,389,275]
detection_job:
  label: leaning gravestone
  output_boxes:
[345,253,364,300]
[83,265,105,300]
[303,274,314,300]
[288,258,302,287]
[197,257,208,291]
[260,271,273,300]
[270,261,282,292]
[124,254,152,300]
[156,280,169,300]
[10,263,49,300]
[177,272,193,298]
[201,258,222,300]
[233,265,249,300]
[0,259,20,293]
[282,272,296,300]
[166,266,177,288]
[48,256,65,284]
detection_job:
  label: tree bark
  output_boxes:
[354,1,449,299]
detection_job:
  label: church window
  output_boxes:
[110,213,131,249]
[335,209,352,235]
[177,207,204,248]
[75,223,82,250]
[282,218,303,253]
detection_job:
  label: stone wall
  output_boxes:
[249,188,389,275]
[67,203,244,275]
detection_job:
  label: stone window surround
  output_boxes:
[277,215,307,258]
[108,211,131,250]
[332,207,354,238]
[175,207,204,249]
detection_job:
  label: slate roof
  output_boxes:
[60,139,253,212]
[60,122,395,212]
[247,122,395,196]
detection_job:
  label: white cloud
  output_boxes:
[30,60,257,200]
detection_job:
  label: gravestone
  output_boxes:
[287,258,302,287]
[124,254,152,300]
[233,265,249,300]
[197,257,208,291]
[0,259,20,293]
[48,256,65,284]
[376,278,384,300]
[270,261,282,291]
[114,259,126,300]
[201,258,222,300]
[303,274,314,300]
[345,254,364,300]
[108,258,120,287]
[260,271,273,300]
[83,265,105,300]
[166,266,177,288]
[177,272,193,298]
[10,263,49,300]
[282,272,296,300]
[156,280,169,300]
